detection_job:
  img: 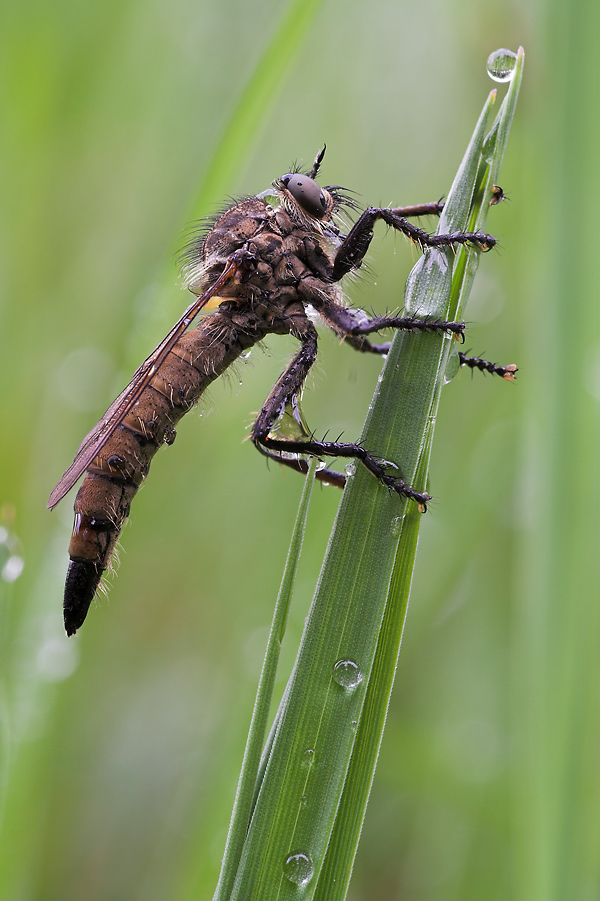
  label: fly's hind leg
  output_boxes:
[457,352,518,380]
[250,318,431,509]
[256,447,347,490]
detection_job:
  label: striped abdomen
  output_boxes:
[64,307,264,635]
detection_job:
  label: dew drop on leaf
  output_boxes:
[486,48,517,83]
[283,851,314,886]
[332,659,363,690]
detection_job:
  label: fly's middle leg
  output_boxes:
[317,301,466,354]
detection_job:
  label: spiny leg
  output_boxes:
[457,353,518,380]
[334,325,517,378]
[344,340,519,378]
[250,320,431,508]
[331,207,495,281]
[317,301,465,354]
[317,301,516,377]
[341,329,517,377]
[256,446,347,490]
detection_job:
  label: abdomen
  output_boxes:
[63,307,263,635]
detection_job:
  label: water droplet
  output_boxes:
[403,249,452,316]
[486,48,517,82]
[352,308,370,328]
[444,352,461,384]
[390,515,403,538]
[301,748,315,769]
[332,659,363,690]
[283,851,314,886]
[344,461,356,477]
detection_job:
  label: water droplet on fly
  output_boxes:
[352,308,370,328]
[344,461,356,477]
[332,659,363,690]
[283,851,314,886]
[486,48,517,82]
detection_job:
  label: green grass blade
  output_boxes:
[316,52,524,900]
[214,462,317,901]
[225,57,522,901]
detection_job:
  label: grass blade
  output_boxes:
[225,53,523,901]
[214,462,317,901]
[317,51,524,900]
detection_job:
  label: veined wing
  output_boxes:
[47,257,241,509]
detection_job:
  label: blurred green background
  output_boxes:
[0,2,597,900]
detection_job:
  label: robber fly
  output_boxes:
[49,147,514,636]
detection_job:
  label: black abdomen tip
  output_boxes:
[63,559,103,636]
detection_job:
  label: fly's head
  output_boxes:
[272,147,358,236]
[274,171,335,231]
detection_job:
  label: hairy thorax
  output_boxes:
[185,197,344,322]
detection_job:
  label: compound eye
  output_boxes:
[281,173,327,218]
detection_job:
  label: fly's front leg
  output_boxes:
[331,207,495,281]
[251,320,431,509]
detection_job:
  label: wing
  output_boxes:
[47,256,242,509]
